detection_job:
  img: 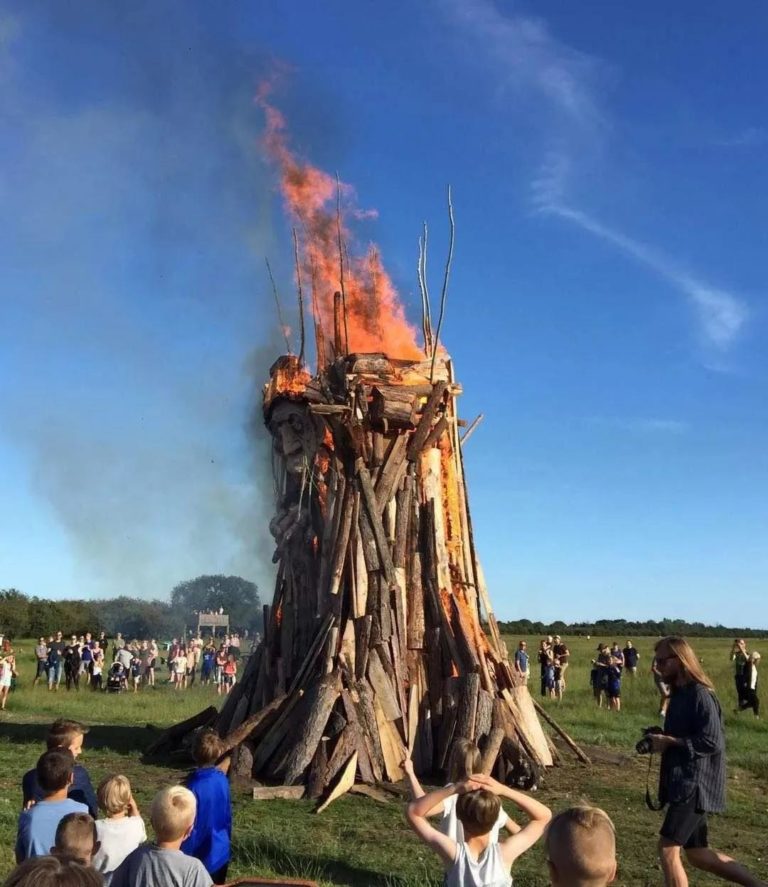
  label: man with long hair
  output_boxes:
[650,636,766,887]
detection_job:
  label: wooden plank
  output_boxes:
[282,673,342,784]
[328,484,355,596]
[374,700,405,781]
[252,785,306,801]
[354,615,373,681]
[349,783,392,804]
[367,650,401,721]
[251,691,305,774]
[357,460,397,586]
[374,435,408,512]
[532,698,592,764]
[316,751,357,813]
[406,381,448,461]
[474,689,494,742]
[454,673,481,742]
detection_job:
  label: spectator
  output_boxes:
[90,644,104,692]
[609,642,624,672]
[513,642,529,683]
[33,637,49,687]
[22,719,98,817]
[545,806,617,887]
[591,644,611,708]
[403,739,520,843]
[92,775,146,885]
[553,657,564,702]
[114,645,132,671]
[15,749,88,862]
[221,654,237,695]
[730,639,749,708]
[200,642,216,685]
[214,645,227,690]
[80,641,94,681]
[552,636,570,687]
[538,640,553,698]
[181,730,232,884]
[63,637,81,692]
[3,855,103,887]
[606,654,622,712]
[52,812,99,865]
[110,786,212,887]
[0,648,16,711]
[47,632,65,692]
[543,656,556,699]
[406,773,551,887]
[623,640,640,676]
[738,652,760,718]
[172,646,188,690]
[651,655,671,718]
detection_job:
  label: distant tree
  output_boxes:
[0,588,30,637]
[96,597,177,640]
[171,575,262,633]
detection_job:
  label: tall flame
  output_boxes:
[256,85,423,362]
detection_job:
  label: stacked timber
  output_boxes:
[207,347,555,799]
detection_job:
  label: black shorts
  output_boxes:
[660,797,709,849]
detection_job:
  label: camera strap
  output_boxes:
[644,753,664,811]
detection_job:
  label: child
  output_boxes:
[221,654,237,695]
[4,855,103,887]
[543,656,556,699]
[403,739,519,842]
[606,656,622,712]
[92,775,147,884]
[22,719,98,817]
[110,786,212,887]
[214,644,228,690]
[52,811,99,864]
[406,773,551,886]
[181,730,232,884]
[553,656,564,702]
[738,651,761,717]
[0,648,16,710]
[172,646,188,690]
[15,749,89,862]
[545,806,617,886]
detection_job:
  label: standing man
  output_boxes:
[649,636,766,887]
[623,640,640,676]
[33,637,49,687]
[514,641,530,683]
[730,639,749,709]
[553,636,571,688]
[47,632,65,692]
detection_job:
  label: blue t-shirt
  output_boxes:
[22,764,98,818]
[181,767,232,873]
[15,797,88,862]
[514,650,529,672]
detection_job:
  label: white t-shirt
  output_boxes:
[172,656,187,674]
[94,816,147,883]
[441,791,509,843]
[444,842,512,887]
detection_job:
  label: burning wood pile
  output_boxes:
[207,333,556,799]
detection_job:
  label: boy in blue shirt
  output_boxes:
[21,718,98,817]
[16,748,88,861]
[181,729,232,884]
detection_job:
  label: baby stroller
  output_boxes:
[106,661,128,693]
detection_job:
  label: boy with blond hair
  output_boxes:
[52,811,100,865]
[93,774,147,884]
[111,785,211,887]
[545,806,617,886]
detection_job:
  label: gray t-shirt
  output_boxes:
[110,843,212,887]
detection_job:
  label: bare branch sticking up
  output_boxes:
[265,257,292,354]
[418,223,433,355]
[292,228,306,366]
[430,185,455,383]
[336,173,349,352]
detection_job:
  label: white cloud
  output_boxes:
[440,0,750,355]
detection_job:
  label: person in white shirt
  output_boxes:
[93,775,147,885]
[407,774,551,887]
[403,739,520,843]
[172,648,188,690]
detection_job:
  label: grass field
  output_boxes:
[1,634,766,885]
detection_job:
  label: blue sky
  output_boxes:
[1,1,766,624]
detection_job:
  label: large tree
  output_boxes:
[170,575,261,633]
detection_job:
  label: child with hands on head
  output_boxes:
[406,772,551,887]
[403,739,521,842]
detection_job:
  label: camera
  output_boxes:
[635,725,663,755]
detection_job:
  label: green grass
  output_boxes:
[1,635,767,885]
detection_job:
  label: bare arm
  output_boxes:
[469,774,551,866]
[406,784,461,867]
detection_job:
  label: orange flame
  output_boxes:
[256,85,423,361]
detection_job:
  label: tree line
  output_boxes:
[497,617,767,639]
[0,574,262,640]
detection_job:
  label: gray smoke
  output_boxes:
[0,3,309,599]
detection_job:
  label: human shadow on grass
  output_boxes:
[233,834,442,887]
[0,720,164,756]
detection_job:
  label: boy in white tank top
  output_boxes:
[406,774,551,887]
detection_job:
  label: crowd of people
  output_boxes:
[1,634,765,886]
[18,632,251,699]
[9,718,231,886]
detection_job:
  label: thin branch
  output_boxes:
[336,173,349,353]
[292,228,306,366]
[265,257,292,354]
[460,413,484,447]
[430,185,455,383]
[417,226,433,355]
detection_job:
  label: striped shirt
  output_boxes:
[660,682,726,813]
